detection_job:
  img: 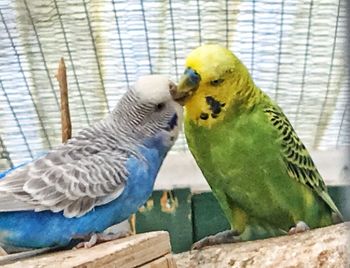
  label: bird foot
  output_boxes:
[288,221,310,235]
[74,231,131,249]
[191,230,240,250]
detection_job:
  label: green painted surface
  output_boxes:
[191,192,230,242]
[135,188,193,253]
[136,185,349,253]
[328,185,350,221]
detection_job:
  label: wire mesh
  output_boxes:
[0,0,348,170]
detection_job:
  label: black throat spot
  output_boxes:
[200,112,209,120]
[205,96,225,115]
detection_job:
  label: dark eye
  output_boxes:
[210,79,224,86]
[155,103,165,111]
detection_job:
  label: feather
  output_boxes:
[0,126,136,218]
[264,105,343,220]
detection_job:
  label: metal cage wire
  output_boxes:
[0,0,348,170]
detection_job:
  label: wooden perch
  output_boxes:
[174,222,350,268]
[55,57,71,143]
[3,231,177,268]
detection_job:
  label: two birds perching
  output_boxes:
[0,44,342,253]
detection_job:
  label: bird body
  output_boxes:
[0,75,182,250]
[172,44,342,241]
[0,144,161,248]
[185,96,336,238]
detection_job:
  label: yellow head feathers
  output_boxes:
[185,44,239,84]
[172,44,259,128]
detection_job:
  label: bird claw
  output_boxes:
[74,231,131,249]
[191,237,210,250]
[288,221,310,235]
[191,230,240,250]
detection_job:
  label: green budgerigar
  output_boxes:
[170,44,343,249]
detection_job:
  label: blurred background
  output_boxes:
[0,0,348,169]
[0,0,349,252]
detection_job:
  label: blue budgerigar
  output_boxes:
[0,75,183,252]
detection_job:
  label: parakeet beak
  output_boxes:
[170,68,201,105]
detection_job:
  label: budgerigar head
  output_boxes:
[113,75,183,149]
[170,44,254,125]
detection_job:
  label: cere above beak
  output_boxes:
[170,68,201,105]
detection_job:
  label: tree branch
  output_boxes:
[174,222,350,267]
[55,58,71,143]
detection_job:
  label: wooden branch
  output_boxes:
[174,222,350,268]
[3,231,176,268]
[55,58,71,143]
[129,214,136,235]
[142,254,178,268]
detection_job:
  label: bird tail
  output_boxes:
[0,170,11,180]
[0,163,27,180]
[0,247,59,265]
[319,191,343,223]
[0,152,46,180]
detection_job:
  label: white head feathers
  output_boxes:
[134,75,175,104]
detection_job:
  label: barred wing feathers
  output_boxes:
[0,124,133,218]
[264,105,342,220]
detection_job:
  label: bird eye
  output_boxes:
[155,103,165,111]
[210,79,224,86]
